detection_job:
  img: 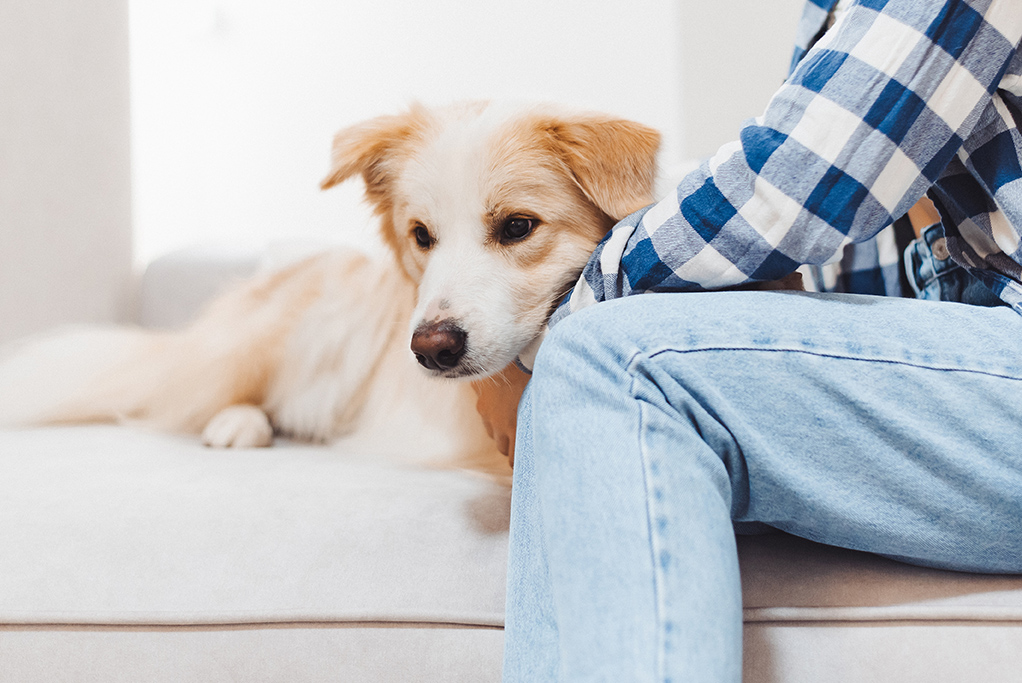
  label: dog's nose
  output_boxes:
[411,320,467,372]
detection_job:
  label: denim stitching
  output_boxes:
[626,349,743,683]
[645,346,1022,382]
[628,351,673,683]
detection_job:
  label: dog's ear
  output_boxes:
[320,106,428,211]
[540,115,661,220]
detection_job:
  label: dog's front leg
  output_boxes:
[201,404,274,448]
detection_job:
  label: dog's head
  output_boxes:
[321,102,660,379]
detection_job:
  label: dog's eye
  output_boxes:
[501,217,535,243]
[413,225,434,250]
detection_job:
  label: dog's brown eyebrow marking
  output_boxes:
[481,206,542,247]
[484,206,537,223]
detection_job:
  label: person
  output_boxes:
[472,0,1022,680]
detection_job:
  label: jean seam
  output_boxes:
[915,266,962,292]
[627,349,745,683]
[628,350,672,683]
[643,346,1022,382]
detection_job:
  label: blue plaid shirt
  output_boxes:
[536,0,1022,362]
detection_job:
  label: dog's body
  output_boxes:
[0,250,492,463]
[0,102,662,475]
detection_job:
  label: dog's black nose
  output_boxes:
[411,320,467,371]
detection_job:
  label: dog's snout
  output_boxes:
[411,321,467,372]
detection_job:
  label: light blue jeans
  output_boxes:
[503,290,1022,683]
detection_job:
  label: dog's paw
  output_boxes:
[202,405,274,448]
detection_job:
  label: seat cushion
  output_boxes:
[738,533,1022,683]
[740,532,1022,623]
[0,425,508,682]
[2,425,1021,682]
[0,425,510,626]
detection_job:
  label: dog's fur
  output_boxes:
[0,102,661,475]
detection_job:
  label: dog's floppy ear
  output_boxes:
[320,106,428,211]
[540,114,661,220]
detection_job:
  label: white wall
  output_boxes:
[0,0,133,343]
[677,0,806,160]
[129,0,807,265]
[0,0,808,343]
[129,0,687,263]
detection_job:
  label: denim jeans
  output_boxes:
[503,291,1022,683]
[905,223,1006,307]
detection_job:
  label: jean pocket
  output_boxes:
[905,224,1005,307]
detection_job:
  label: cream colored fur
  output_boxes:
[0,102,661,476]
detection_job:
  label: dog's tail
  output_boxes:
[1,297,301,435]
[0,315,293,434]
[0,325,153,428]
[0,249,390,436]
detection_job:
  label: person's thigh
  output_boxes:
[543,290,1021,568]
[505,290,1022,682]
[537,290,1022,571]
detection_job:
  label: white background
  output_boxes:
[129,0,803,262]
[0,0,804,342]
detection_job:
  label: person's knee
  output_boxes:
[532,299,641,385]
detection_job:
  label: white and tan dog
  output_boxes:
[0,102,660,474]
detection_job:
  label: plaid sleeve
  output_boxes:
[549,0,1022,330]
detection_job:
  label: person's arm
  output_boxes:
[496,0,1022,458]
[472,363,531,467]
[548,0,1022,333]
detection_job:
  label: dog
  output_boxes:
[0,102,662,476]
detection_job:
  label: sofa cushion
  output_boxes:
[738,533,1022,682]
[0,625,504,683]
[0,426,509,627]
[739,532,1022,623]
[3,425,1021,682]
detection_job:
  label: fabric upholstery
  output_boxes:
[0,625,504,683]
[739,533,1022,682]
[0,426,509,628]
[2,425,1020,682]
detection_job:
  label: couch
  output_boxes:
[2,247,1020,682]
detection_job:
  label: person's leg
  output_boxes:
[503,290,1022,683]
[502,385,563,681]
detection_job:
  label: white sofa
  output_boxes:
[2,248,1021,682]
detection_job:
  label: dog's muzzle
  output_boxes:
[411,320,467,372]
